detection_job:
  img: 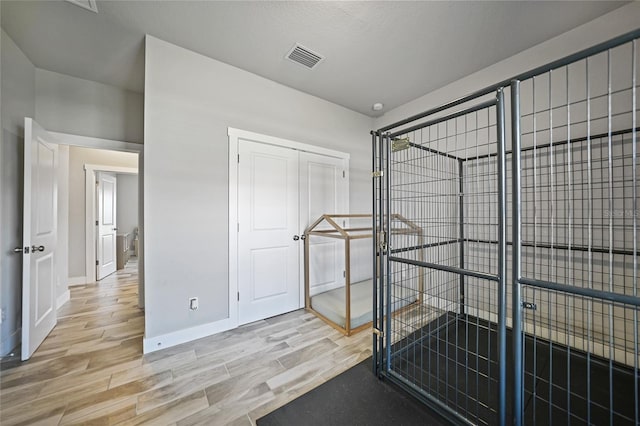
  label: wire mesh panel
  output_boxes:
[512,37,640,425]
[521,288,639,425]
[375,95,508,425]
[518,134,638,360]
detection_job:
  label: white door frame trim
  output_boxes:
[228,127,350,326]
[49,131,142,286]
[50,132,143,153]
[84,164,138,284]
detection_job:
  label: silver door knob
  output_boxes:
[13,247,24,254]
[293,235,300,241]
[31,245,45,252]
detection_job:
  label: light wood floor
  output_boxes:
[0,259,372,425]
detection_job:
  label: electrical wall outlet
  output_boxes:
[189,297,198,311]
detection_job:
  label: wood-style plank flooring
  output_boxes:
[0,259,372,425]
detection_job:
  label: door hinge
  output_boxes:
[343,270,346,278]
[342,170,345,178]
[96,181,99,186]
[96,220,99,226]
[237,292,240,301]
[237,154,240,163]
[522,301,537,310]
[96,260,99,266]
[237,223,239,232]
[372,170,383,178]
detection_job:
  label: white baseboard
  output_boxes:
[0,327,21,356]
[57,290,70,309]
[143,317,237,354]
[68,276,87,286]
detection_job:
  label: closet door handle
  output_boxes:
[293,235,300,241]
[31,245,45,253]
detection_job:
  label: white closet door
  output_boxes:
[299,152,348,298]
[238,140,300,325]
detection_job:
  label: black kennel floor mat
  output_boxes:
[392,312,639,425]
[256,358,447,426]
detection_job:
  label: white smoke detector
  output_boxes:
[372,103,384,111]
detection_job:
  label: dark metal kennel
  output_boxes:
[372,29,640,426]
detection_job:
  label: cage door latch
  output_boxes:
[521,301,537,310]
[378,231,387,250]
[372,170,384,178]
[373,328,384,338]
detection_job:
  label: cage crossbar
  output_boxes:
[390,238,461,254]
[464,238,639,257]
[519,277,640,308]
[389,256,500,282]
[388,99,498,139]
[463,127,640,162]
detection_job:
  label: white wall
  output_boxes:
[374,3,640,132]
[0,29,35,355]
[144,35,373,349]
[116,173,138,250]
[67,146,138,281]
[35,68,144,143]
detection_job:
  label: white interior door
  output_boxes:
[238,140,300,325]
[96,172,117,280]
[299,152,348,298]
[22,118,58,361]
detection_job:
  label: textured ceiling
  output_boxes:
[1,1,628,117]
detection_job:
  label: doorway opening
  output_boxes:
[85,165,139,283]
[17,120,144,361]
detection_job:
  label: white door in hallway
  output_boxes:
[22,118,59,360]
[237,140,300,325]
[96,172,117,280]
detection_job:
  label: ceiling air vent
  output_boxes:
[285,44,324,70]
